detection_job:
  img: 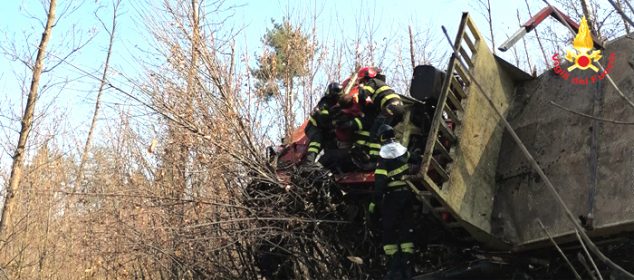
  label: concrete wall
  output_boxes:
[493,35,634,248]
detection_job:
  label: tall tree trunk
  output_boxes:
[0,0,57,240]
[524,0,550,68]
[72,2,120,275]
[477,0,495,54]
[486,0,495,53]
[75,0,120,194]
[517,10,534,73]
[408,25,416,69]
[283,70,294,141]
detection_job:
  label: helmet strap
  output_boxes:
[380,136,395,144]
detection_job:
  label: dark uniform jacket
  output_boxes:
[304,96,337,154]
[374,141,410,200]
[361,78,401,116]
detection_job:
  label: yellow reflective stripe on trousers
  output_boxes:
[308,116,317,126]
[400,242,414,253]
[366,141,380,155]
[375,169,387,176]
[366,142,381,149]
[380,93,400,108]
[356,130,370,136]
[383,244,399,255]
[308,141,320,153]
[387,180,407,187]
[387,164,409,177]
[354,118,363,130]
[320,109,329,115]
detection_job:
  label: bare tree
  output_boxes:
[75,0,121,195]
[524,0,551,69]
[614,0,632,33]
[476,0,496,53]
[408,25,416,69]
[0,0,57,240]
[518,9,534,74]
[556,0,623,40]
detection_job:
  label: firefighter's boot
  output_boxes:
[384,252,403,280]
[401,252,415,279]
[304,152,317,163]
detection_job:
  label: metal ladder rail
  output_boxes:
[414,12,481,238]
[420,12,479,192]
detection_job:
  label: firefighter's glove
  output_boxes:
[368,202,376,214]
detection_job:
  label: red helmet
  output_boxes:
[357,66,380,79]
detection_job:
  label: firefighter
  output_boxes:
[369,124,415,279]
[304,82,343,163]
[327,83,381,171]
[357,66,405,141]
[349,115,381,170]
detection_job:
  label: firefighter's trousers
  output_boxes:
[381,188,415,255]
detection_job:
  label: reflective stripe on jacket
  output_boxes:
[352,117,380,159]
[361,78,400,112]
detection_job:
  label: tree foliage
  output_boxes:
[252,19,314,98]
